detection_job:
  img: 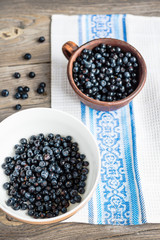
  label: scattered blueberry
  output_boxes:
[15,104,21,110]
[23,86,30,92]
[38,36,45,43]
[15,92,21,99]
[29,72,36,78]
[17,86,24,93]
[14,72,21,79]
[1,89,9,97]
[37,87,44,94]
[24,53,32,60]
[21,93,28,99]
[39,82,46,88]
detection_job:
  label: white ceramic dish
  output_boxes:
[0,108,100,224]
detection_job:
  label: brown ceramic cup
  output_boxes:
[62,38,147,111]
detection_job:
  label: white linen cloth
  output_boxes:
[51,14,160,224]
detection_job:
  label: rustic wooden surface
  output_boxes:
[0,0,160,239]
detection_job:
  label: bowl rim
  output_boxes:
[0,107,101,224]
[67,38,147,107]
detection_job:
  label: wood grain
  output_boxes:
[0,16,50,67]
[0,63,50,122]
[0,0,160,239]
[0,0,160,17]
[1,217,160,240]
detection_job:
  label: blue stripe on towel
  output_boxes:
[78,14,94,223]
[88,108,95,223]
[122,14,140,224]
[85,14,103,223]
[129,102,147,223]
[113,14,120,40]
[121,106,139,224]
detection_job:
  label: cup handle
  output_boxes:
[62,41,79,60]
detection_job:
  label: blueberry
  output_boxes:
[40,82,46,88]
[115,66,120,73]
[106,96,113,102]
[133,62,138,68]
[3,182,10,190]
[106,68,113,75]
[12,203,20,211]
[74,195,82,203]
[6,197,15,206]
[115,47,121,53]
[39,161,46,168]
[28,210,34,216]
[62,149,69,157]
[124,72,130,78]
[123,57,128,64]
[24,86,30,92]
[130,57,136,63]
[1,89,9,97]
[126,52,132,58]
[73,67,79,73]
[65,181,72,188]
[15,92,21,99]
[116,58,122,65]
[14,72,21,79]
[61,207,67,213]
[37,87,44,94]
[41,170,49,179]
[126,83,132,89]
[25,192,31,199]
[29,72,36,78]
[28,186,35,193]
[95,53,102,60]
[26,170,32,176]
[21,93,28,99]
[119,86,125,93]
[80,154,86,160]
[78,187,85,194]
[38,36,45,43]
[24,53,31,60]
[20,138,27,144]
[21,203,28,210]
[110,85,116,91]
[17,86,23,93]
[36,186,41,192]
[132,79,138,85]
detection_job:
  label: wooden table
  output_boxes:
[0,0,160,239]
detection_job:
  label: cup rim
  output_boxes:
[67,38,147,107]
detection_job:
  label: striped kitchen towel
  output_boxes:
[51,14,160,225]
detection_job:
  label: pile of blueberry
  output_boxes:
[73,44,138,102]
[37,82,46,94]
[15,86,30,100]
[2,133,89,219]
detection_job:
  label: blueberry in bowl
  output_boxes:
[0,108,100,224]
[62,38,147,111]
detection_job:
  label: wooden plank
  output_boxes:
[0,0,160,17]
[0,16,50,67]
[0,63,50,121]
[0,212,160,240]
[0,0,160,239]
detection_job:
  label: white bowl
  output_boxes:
[0,108,100,224]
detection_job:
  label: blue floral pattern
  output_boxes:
[87,15,131,224]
